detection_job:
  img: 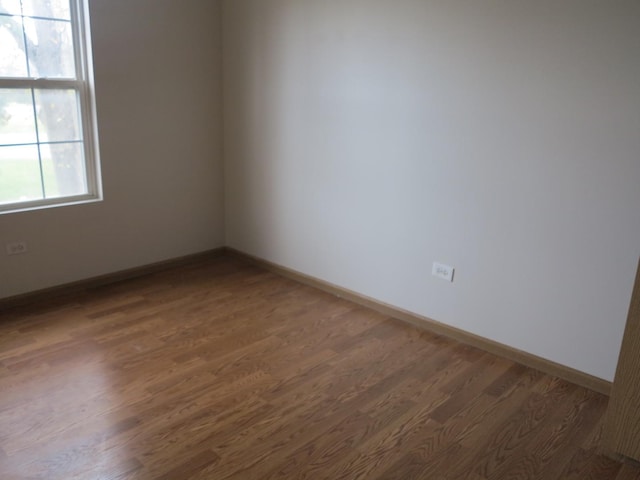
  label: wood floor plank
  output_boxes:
[559,447,621,479]
[155,449,220,480]
[485,386,606,479]
[446,377,569,478]
[617,464,640,480]
[0,254,637,479]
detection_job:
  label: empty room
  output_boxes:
[1,0,640,478]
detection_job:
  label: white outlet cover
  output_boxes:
[432,262,454,282]
[6,242,28,256]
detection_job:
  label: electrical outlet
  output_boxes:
[6,241,28,256]
[432,262,454,282]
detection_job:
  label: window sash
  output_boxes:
[0,0,100,214]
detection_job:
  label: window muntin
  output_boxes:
[0,0,100,212]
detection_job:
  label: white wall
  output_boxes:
[223,0,640,380]
[0,0,225,299]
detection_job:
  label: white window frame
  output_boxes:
[0,0,101,214]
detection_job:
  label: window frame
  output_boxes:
[0,0,101,214]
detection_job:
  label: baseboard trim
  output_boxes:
[225,247,612,396]
[0,248,226,310]
[1,246,611,395]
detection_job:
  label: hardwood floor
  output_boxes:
[0,255,638,479]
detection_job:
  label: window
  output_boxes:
[0,0,100,213]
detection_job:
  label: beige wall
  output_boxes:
[223,0,640,380]
[0,0,225,298]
